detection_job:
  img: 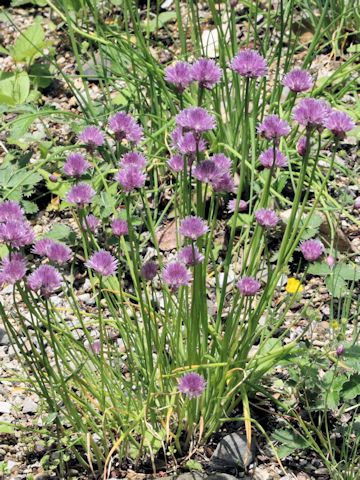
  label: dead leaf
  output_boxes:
[156,220,178,251]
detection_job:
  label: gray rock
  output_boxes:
[177,474,206,480]
[207,475,239,480]
[211,432,255,470]
[22,397,38,414]
[0,328,9,346]
[0,401,12,414]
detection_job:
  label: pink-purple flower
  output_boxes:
[67,183,96,207]
[237,276,261,296]
[193,160,219,183]
[0,201,24,223]
[171,127,207,155]
[176,107,216,134]
[115,166,146,192]
[47,242,72,264]
[228,199,248,213]
[141,260,158,281]
[83,214,100,232]
[178,245,204,265]
[0,253,26,285]
[179,216,209,240]
[63,153,90,177]
[32,238,54,256]
[293,98,331,129]
[255,209,279,228]
[27,265,62,297]
[324,110,355,139]
[300,239,324,261]
[108,112,143,144]
[162,261,192,290]
[168,154,185,173]
[354,197,360,210]
[78,126,104,149]
[165,61,193,93]
[86,250,118,276]
[120,152,147,170]
[296,136,308,157]
[0,220,35,248]
[259,148,287,168]
[258,115,291,141]
[325,255,336,268]
[111,218,128,236]
[191,58,222,89]
[282,69,313,93]
[178,372,206,399]
[230,49,267,78]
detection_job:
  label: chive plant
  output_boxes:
[0,0,358,477]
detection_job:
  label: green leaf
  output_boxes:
[144,12,177,33]
[308,262,331,276]
[334,263,360,281]
[185,460,203,471]
[45,224,76,244]
[325,275,347,298]
[10,18,46,63]
[342,375,360,401]
[272,429,309,458]
[0,71,30,105]
[29,62,53,89]
[21,200,39,214]
[0,424,15,434]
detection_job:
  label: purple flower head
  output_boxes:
[259,148,288,168]
[191,58,222,89]
[300,239,324,261]
[179,216,209,240]
[115,166,146,192]
[178,372,206,399]
[326,255,336,268]
[230,49,267,78]
[27,265,61,297]
[108,112,143,144]
[193,160,219,183]
[78,126,104,149]
[162,261,192,290]
[211,172,235,193]
[0,220,35,248]
[63,153,90,177]
[111,218,128,237]
[168,154,185,173]
[49,174,58,183]
[258,115,291,141]
[296,136,308,157]
[67,183,96,207]
[293,98,331,129]
[86,250,118,277]
[171,127,207,156]
[32,238,54,256]
[141,260,158,281]
[325,110,355,139]
[176,107,216,134]
[83,214,100,233]
[165,61,193,93]
[336,345,345,357]
[0,253,26,285]
[0,201,24,223]
[120,152,147,170]
[255,209,279,228]
[354,197,360,210]
[47,242,72,264]
[211,154,232,172]
[282,69,313,93]
[178,245,204,266]
[228,199,248,213]
[237,276,261,296]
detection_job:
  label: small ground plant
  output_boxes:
[0,1,359,478]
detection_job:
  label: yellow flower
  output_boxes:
[286,277,303,294]
[330,320,340,330]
